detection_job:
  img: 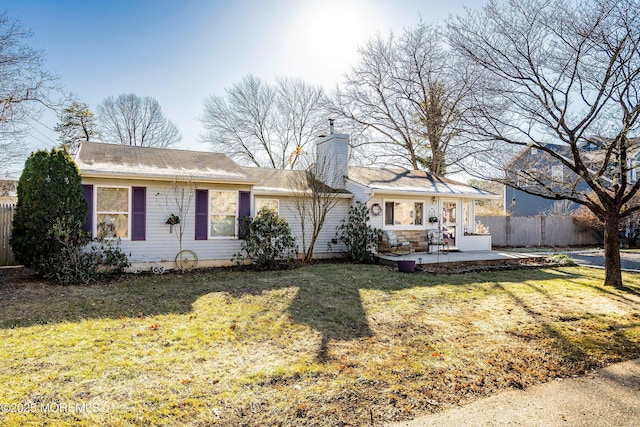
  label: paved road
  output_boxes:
[389,358,640,427]
[566,249,640,272]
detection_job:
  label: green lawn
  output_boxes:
[1,264,639,426]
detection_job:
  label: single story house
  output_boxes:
[73,131,498,269]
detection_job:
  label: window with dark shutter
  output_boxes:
[131,187,146,241]
[195,189,208,240]
[239,191,251,217]
[82,184,93,237]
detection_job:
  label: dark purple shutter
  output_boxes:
[131,187,146,241]
[82,184,93,237]
[195,189,208,240]
[239,191,251,217]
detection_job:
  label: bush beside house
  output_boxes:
[11,147,128,284]
[330,201,381,263]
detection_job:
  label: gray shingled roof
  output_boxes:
[74,141,256,183]
[244,167,351,195]
[347,166,498,197]
[73,142,497,197]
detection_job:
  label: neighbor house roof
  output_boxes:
[0,180,17,197]
[347,166,499,198]
[74,141,257,184]
[244,167,352,197]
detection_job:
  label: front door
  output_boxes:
[442,201,457,247]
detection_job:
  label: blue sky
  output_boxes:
[4,0,483,170]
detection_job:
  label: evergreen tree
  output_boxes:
[11,147,87,271]
[54,100,98,145]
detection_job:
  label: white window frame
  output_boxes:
[255,198,280,214]
[383,199,425,229]
[630,152,640,183]
[551,165,563,182]
[95,185,131,240]
[209,190,238,239]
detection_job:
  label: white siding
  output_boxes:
[316,134,349,189]
[345,180,383,229]
[458,234,492,251]
[83,177,251,267]
[368,197,385,230]
[276,196,350,257]
[345,180,370,203]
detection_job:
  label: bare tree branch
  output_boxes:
[96,93,181,148]
[332,20,489,175]
[200,75,328,169]
[289,154,343,261]
[448,0,640,286]
[0,12,60,168]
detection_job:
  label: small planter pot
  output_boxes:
[397,260,416,273]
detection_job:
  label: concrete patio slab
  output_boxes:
[376,250,546,267]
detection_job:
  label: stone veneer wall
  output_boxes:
[379,230,432,253]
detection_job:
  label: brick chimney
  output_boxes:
[315,119,349,189]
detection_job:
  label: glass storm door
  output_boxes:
[442,201,457,246]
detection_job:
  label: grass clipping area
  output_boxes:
[1,264,639,426]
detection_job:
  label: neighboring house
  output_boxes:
[505,138,640,216]
[505,142,604,216]
[0,180,17,204]
[73,132,498,268]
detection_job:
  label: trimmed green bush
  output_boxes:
[330,201,381,263]
[233,207,297,269]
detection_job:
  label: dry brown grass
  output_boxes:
[0,263,639,426]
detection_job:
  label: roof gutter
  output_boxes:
[367,189,501,199]
[80,171,259,185]
[253,188,353,198]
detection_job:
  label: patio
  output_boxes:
[376,249,546,268]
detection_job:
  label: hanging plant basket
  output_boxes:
[166,214,180,225]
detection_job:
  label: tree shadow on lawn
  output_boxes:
[2,264,636,365]
[495,279,640,369]
[286,273,372,362]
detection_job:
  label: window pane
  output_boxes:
[210,191,237,237]
[414,203,424,225]
[211,191,236,215]
[97,214,128,238]
[385,202,394,225]
[443,202,456,223]
[256,199,279,213]
[551,166,563,181]
[211,215,235,237]
[385,201,424,226]
[394,202,414,225]
[97,187,128,212]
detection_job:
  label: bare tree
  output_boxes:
[54,100,98,145]
[289,155,342,261]
[200,75,328,169]
[96,93,181,148]
[448,0,640,286]
[161,176,195,264]
[0,12,59,167]
[333,20,485,174]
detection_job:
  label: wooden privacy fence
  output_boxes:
[477,215,603,247]
[0,204,16,266]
